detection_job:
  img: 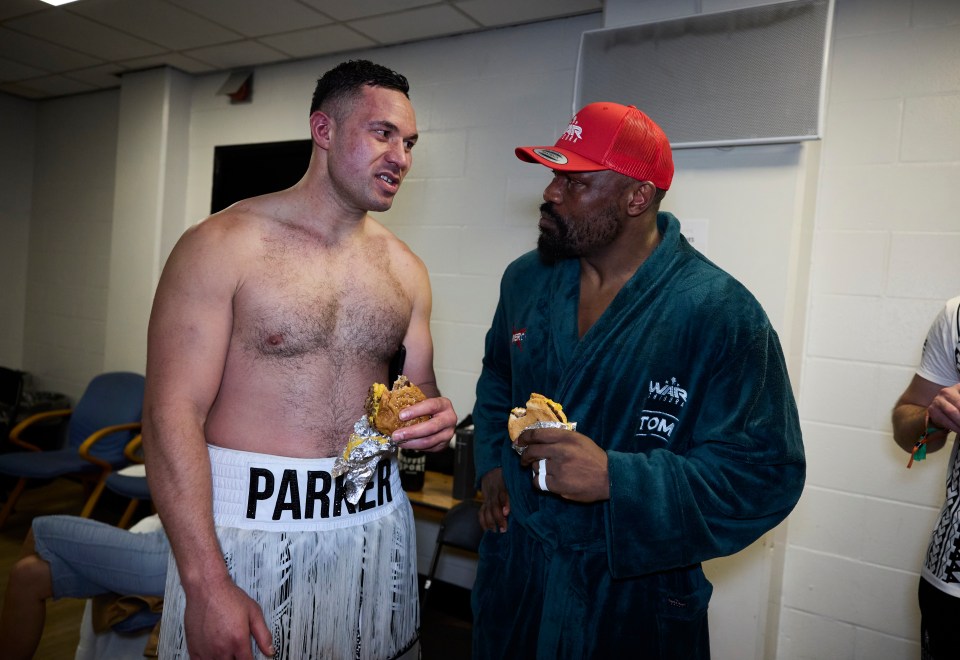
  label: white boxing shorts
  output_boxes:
[158,444,420,660]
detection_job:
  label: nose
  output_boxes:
[543,174,563,203]
[386,140,411,172]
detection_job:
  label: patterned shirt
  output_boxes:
[919,295,960,596]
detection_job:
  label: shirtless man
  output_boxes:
[142,60,457,660]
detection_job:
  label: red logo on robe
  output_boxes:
[511,327,526,350]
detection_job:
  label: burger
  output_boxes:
[366,375,430,436]
[508,393,568,442]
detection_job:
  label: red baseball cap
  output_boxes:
[515,102,674,190]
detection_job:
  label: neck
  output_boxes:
[579,211,662,289]
[285,160,369,243]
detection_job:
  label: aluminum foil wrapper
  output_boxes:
[512,420,577,456]
[332,416,396,505]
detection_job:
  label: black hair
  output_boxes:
[309,60,410,118]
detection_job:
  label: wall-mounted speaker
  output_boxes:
[574,0,833,148]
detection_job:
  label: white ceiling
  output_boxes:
[0,0,603,101]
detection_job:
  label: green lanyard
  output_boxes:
[907,412,942,469]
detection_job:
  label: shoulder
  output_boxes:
[502,250,549,283]
[658,233,773,339]
[922,296,960,344]
[941,295,960,325]
[162,202,274,282]
[918,295,960,381]
[179,202,264,248]
[365,217,430,289]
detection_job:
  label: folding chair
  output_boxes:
[422,499,484,610]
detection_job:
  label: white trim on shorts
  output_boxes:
[208,444,405,531]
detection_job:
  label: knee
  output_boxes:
[8,555,53,600]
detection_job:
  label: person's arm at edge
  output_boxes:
[142,219,273,658]
[388,249,456,451]
[892,374,951,454]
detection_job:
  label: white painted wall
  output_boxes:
[21,91,120,398]
[780,0,960,658]
[4,0,960,658]
[0,93,35,370]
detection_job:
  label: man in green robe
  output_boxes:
[471,102,805,659]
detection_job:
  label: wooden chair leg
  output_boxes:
[118,499,140,529]
[0,478,28,529]
[79,476,108,518]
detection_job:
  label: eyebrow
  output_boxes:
[370,120,418,143]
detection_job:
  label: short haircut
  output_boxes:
[309,59,410,118]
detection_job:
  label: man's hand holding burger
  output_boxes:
[517,427,610,503]
[390,395,457,451]
[364,376,456,452]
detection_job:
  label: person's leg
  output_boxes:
[0,515,169,660]
[918,576,960,660]
[0,528,53,660]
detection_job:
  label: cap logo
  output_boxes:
[561,116,583,143]
[532,148,568,165]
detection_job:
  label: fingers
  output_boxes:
[250,609,275,658]
[531,457,550,492]
[392,397,457,445]
[392,419,455,450]
[516,426,577,451]
[479,499,508,532]
[479,468,510,532]
[930,387,960,433]
[399,396,454,422]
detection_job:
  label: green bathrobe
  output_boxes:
[471,213,805,660]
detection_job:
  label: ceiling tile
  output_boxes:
[166,0,333,38]
[0,0,601,101]
[0,81,48,99]
[0,27,102,72]
[120,52,217,75]
[7,9,165,61]
[260,24,376,59]
[71,0,240,50]
[454,0,602,27]
[0,0,43,22]
[63,63,127,89]
[300,0,437,22]
[10,74,96,98]
[0,56,47,82]
[350,4,480,44]
[184,40,289,70]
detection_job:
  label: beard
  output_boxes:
[537,202,622,264]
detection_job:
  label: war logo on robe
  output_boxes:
[634,376,688,447]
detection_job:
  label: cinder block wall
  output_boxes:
[6,1,960,657]
[779,1,960,658]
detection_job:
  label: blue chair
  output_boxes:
[105,435,153,528]
[0,371,144,528]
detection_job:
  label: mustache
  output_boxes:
[540,202,561,222]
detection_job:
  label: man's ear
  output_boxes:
[309,111,333,150]
[625,181,657,217]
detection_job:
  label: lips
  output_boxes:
[376,171,401,195]
[539,203,564,231]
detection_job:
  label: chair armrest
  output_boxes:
[8,409,73,452]
[78,422,143,470]
[123,435,144,464]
